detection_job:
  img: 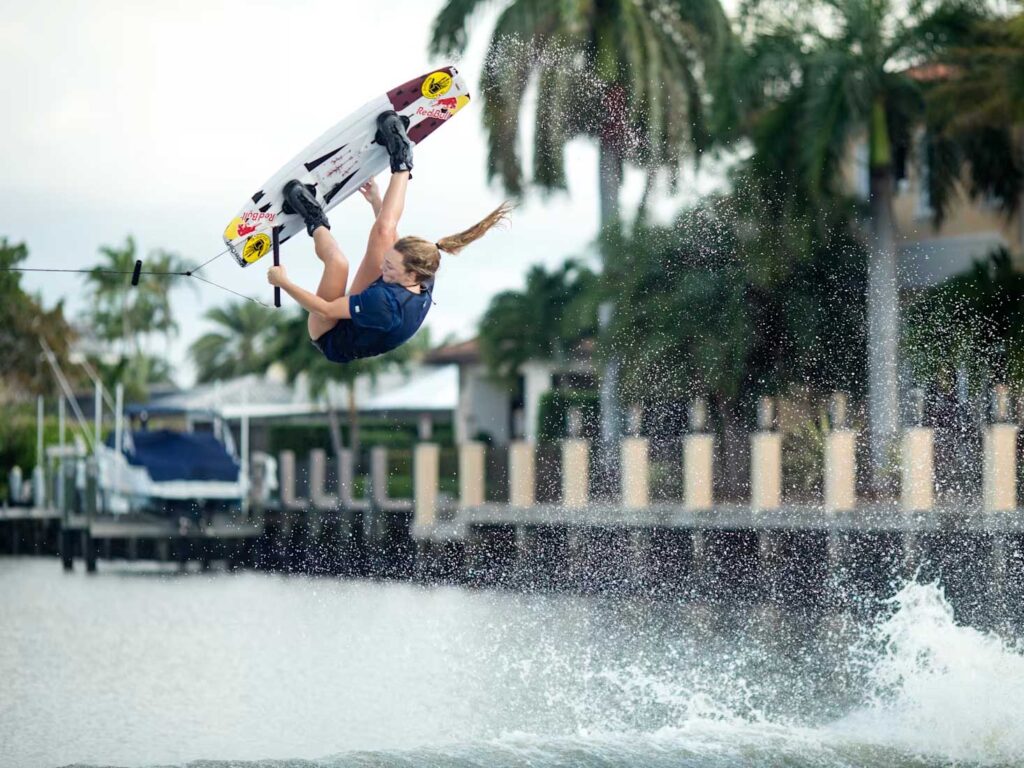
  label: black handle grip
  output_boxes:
[272,227,281,308]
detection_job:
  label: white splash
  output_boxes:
[830,579,1024,764]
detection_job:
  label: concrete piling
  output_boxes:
[750,397,782,513]
[824,393,857,513]
[336,448,368,510]
[561,441,589,509]
[508,441,536,508]
[621,438,649,509]
[414,441,440,528]
[458,441,486,508]
[370,447,412,512]
[684,398,714,512]
[983,385,1017,513]
[561,407,589,510]
[620,404,649,509]
[309,449,339,510]
[278,450,308,511]
[901,389,934,513]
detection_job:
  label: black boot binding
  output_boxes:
[375,111,414,174]
[282,180,330,236]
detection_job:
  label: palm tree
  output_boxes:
[929,13,1024,131]
[0,238,77,397]
[733,0,987,489]
[84,237,195,397]
[432,0,731,460]
[479,260,599,385]
[190,301,282,383]
[924,12,1024,219]
[431,0,730,226]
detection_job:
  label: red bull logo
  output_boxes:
[416,96,461,121]
[237,210,275,236]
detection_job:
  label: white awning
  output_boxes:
[145,365,460,420]
[362,364,458,412]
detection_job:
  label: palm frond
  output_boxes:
[532,65,571,189]
[478,0,559,194]
[430,0,500,56]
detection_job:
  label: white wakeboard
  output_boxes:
[223,66,470,266]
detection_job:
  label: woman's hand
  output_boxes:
[267,265,288,287]
[359,178,381,204]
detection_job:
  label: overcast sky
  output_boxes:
[0,0,725,386]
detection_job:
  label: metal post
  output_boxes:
[598,301,620,478]
[114,384,124,454]
[272,226,282,308]
[36,395,44,468]
[34,395,45,507]
[241,388,250,516]
[94,381,102,450]
[114,383,124,497]
[57,397,66,513]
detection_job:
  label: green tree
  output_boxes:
[611,189,866,453]
[0,238,76,398]
[904,247,1024,391]
[431,0,733,458]
[190,300,282,383]
[731,0,988,487]
[924,11,1024,218]
[83,236,195,399]
[478,260,599,385]
[431,0,731,227]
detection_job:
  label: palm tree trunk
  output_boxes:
[635,169,657,230]
[598,132,624,489]
[598,134,623,231]
[347,387,361,461]
[1017,126,1024,251]
[326,406,344,458]
[866,167,901,492]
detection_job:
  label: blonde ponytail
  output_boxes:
[436,201,514,255]
[395,201,514,283]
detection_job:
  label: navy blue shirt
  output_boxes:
[312,277,432,364]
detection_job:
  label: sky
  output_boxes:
[0,0,726,386]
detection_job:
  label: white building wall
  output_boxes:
[521,362,554,442]
[457,364,511,444]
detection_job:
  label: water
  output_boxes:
[2,558,1023,767]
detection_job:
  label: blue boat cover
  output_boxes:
[107,430,240,483]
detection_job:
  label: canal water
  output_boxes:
[2,557,1023,767]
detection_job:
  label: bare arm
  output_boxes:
[350,170,410,295]
[359,179,383,218]
[375,170,409,230]
[268,267,351,320]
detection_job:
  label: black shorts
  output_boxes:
[310,321,358,364]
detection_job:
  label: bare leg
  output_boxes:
[307,226,350,340]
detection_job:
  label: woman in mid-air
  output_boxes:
[267,110,511,364]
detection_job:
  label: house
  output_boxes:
[842,69,1022,288]
[137,363,459,452]
[423,338,596,445]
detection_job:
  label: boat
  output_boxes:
[95,419,243,517]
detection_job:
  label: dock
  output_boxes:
[4,391,1024,624]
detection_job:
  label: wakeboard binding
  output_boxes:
[375,111,414,174]
[282,180,331,236]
